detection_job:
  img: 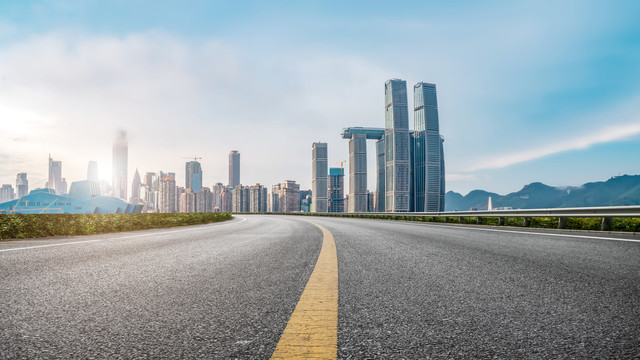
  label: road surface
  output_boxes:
[1,215,639,358]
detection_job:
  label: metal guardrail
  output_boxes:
[357,205,640,218]
[247,205,640,231]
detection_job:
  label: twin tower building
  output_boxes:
[312,79,445,213]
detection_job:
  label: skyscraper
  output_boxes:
[328,167,344,213]
[16,173,28,198]
[158,172,176,213]
[384,79,410,212]
[311,142,328,213]
[212,182,223,211]
[112,131,128,200]
[47,155,63,195]
[229,150,240,188]
[87,161,98,182]
[185,160,203,193]
[375,139,385,212]
[341,127,385,212]
[197,187,213,213]
[279,180,300,212]
[221,186,233,212]
[180,188,196,213]
[131,169,141,203]
[270,184,281,212]
[0,184,14,203]
[348,133,367,212]
[250,184,268,213]
[413,82,445,212]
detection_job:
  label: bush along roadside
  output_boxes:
[0,213,232,240]
[236,212,640,233]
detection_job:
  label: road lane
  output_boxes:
[0,216,323,359]
[2,214,639,359]
[306,216,640,359]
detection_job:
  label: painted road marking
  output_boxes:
[0,216,247,253]
[271,222,338,360]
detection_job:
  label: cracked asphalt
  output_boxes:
[1,215,639,359]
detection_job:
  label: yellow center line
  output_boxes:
[270,222,338,359]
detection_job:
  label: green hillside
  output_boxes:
[445,175,640,211]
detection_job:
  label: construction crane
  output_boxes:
[183,156,202,162]
[334,160,346,169]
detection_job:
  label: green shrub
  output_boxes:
[0,213,232,240]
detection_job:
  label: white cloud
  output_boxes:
[0,31,390,190]
[465,122,640,172]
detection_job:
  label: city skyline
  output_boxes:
[1,1,639,196]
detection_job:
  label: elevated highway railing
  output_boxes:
[240,205,640,231]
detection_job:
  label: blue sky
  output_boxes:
[1,0,639,196]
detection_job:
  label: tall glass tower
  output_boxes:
[112,131,128,200]
[413,82,445,212]
[384,79,410,212]
[185,160,203,193]
[311,142,328,212]
[229,151,240,188]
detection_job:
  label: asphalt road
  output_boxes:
[1,215,639,359]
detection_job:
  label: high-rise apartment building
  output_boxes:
[328,167,344,213]
[250,184,267,213]
[221,186,233,212]
[311,142,328,213]
[413,82,445,212]
[180,188,196,213]
[279,180,300,212]
[112,131,128,200]
[47,155,63,195]
[229,151,240,188]
[130,169,141,203]
[16,173,28,198]
[197,187,213,213]
[87,161,98,182]
[145,172,155,188]
[384,79,410,212]
[212,182,223,211]
[175,186,185,211]
[270,184,281,212]
[158,173,176,213]
[232,185,243,212]
[185,160,203,194]
[0,184,15,203]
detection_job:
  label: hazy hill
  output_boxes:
[445,175,640,211]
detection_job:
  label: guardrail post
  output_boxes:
[444,216,449,223]
[601,217,612,231]
[523,217,531,227]
[477,216,483,224]
[498,217,505,226]
[558,217,567,229]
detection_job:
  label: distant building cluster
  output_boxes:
[1,79,444,215]
[311,79,445,213]
[1,138,310,214]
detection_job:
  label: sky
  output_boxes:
[1,0,639,196]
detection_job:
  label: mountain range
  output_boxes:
[445,175,640,211]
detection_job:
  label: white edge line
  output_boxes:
[0,239,104,253]
[414,222,640,243]
[0,216,247,253]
